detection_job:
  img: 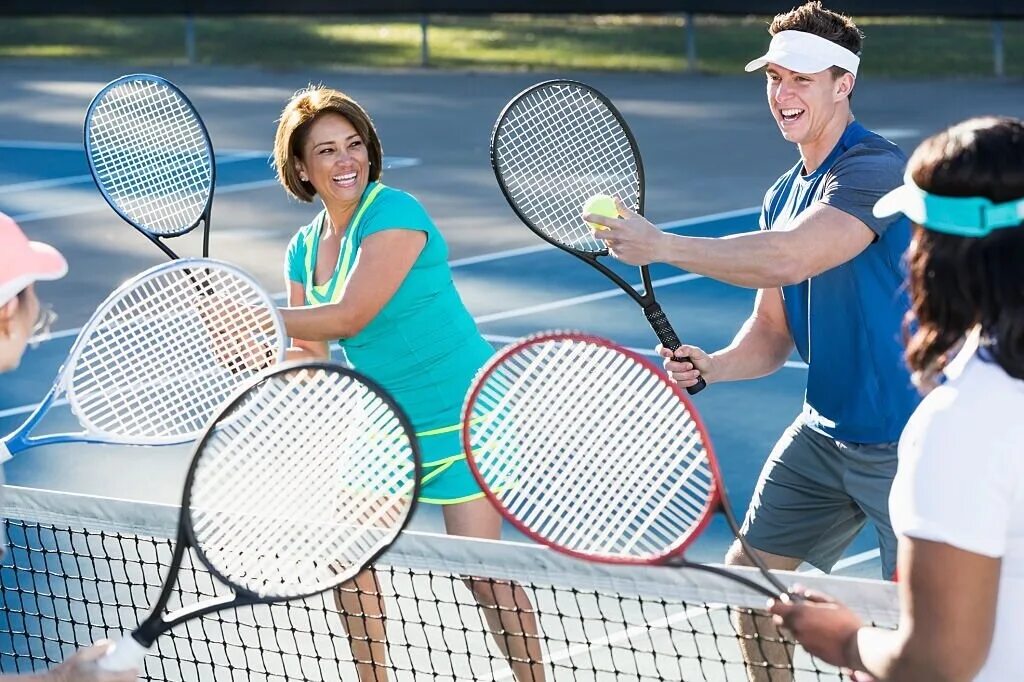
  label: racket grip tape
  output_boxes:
[643,303,707,395]
[97,635,149,671]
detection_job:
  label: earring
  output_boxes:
[300,175,308,182]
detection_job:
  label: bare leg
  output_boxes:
[443,498,546,681]
[725,542,802,682]
[334,568,389,682]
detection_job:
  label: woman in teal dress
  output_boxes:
[272,85,543,682]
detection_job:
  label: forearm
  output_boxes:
[280,303,359,342]
[657,231,805,289]
[707,318,793,383]
[853,626,974,682]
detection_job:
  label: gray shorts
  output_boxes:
[740,417,898,579]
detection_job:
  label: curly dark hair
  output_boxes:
[903,116,1024,389]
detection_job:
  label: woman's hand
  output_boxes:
[768,585,864,670]
[46,640,138,682]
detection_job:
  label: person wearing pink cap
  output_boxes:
[0,212,137,681]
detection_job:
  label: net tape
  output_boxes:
[1,486,898,681]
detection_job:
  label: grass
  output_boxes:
[0,14,1020,77]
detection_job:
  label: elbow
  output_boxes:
[888,640,987,682]
[769,255,812,286]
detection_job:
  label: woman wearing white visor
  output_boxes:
[0,212,137,681]
[771,116,1024,682]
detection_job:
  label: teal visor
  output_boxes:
[873,173,1024,237]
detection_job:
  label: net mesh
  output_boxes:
[493,82,641,255]
[468,337,716,563]
[0,486,898,681]
[66,260,285,443]
[87,77,213,236]
[192,366,417,598]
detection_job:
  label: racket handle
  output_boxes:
[643,303,707,395]
[97,635,149,671]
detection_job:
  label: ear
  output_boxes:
[0,297,18,338]
[294,159,309,183]
[835,72,854,100]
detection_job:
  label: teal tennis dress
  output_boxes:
[285,181,494,505]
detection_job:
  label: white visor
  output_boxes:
[745,30,860,77]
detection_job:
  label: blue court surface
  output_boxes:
[0,138,885,579]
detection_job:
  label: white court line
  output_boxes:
[0,153,263,197]
[800,548,881,575]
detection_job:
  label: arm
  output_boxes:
[280,229,426,343]
[769,537,1000,682]
[662,285,794,387]
[284,281,330,361]
[0,641,138,681]
[589,199,875,288]
[852,538,1000,682]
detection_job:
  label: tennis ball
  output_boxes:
[583,194,619,231]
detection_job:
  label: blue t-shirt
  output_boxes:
[761,121,920,443]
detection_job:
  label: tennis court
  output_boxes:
[0,63,1021,679]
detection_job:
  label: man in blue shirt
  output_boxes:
[585,3,919,679]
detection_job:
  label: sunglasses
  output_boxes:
[29,303,57,348]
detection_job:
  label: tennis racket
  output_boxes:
[85,74,215,260]
[98,360,421,671]
[0,258,285,461]
[462,331,788,598]
[491,80,706,395]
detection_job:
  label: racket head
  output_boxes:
[85,73,215,239]
[183,361,421,599]
[462,331,722,565]
[61,258,285,445]
[490,79,644,256]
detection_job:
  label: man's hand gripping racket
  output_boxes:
[97,361,421,671]
[462,331,789,598]
[491,80,706,394]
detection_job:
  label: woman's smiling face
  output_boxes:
[295,112,370,205]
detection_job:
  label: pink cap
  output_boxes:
[0,212,68,306]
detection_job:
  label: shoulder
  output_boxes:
[370,185,429,216]
[902,355,1024,466]
[361,184,437,236]
[830,132,907,179]
[286,214,321,255]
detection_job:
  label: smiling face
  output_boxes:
[766,63,853,147]
[294,113,371,207]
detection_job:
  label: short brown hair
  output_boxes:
[273,85,384,203]
[769,2,864,84]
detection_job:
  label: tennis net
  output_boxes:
[0,485,898,681]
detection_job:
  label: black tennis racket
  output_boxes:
[99,360,421,671]
[85,74,215,260]
[462,331,787,598]
[0,258,285,461]
[491,80,706,394]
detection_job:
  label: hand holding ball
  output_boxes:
[583,194,619,231]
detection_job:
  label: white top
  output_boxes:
[890,339,1024,682]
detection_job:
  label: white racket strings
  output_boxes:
[495,83,640,253]
[88,78,212,235]
[190,367,417,598]
[468,338,715,561]
[67,261,283,442]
